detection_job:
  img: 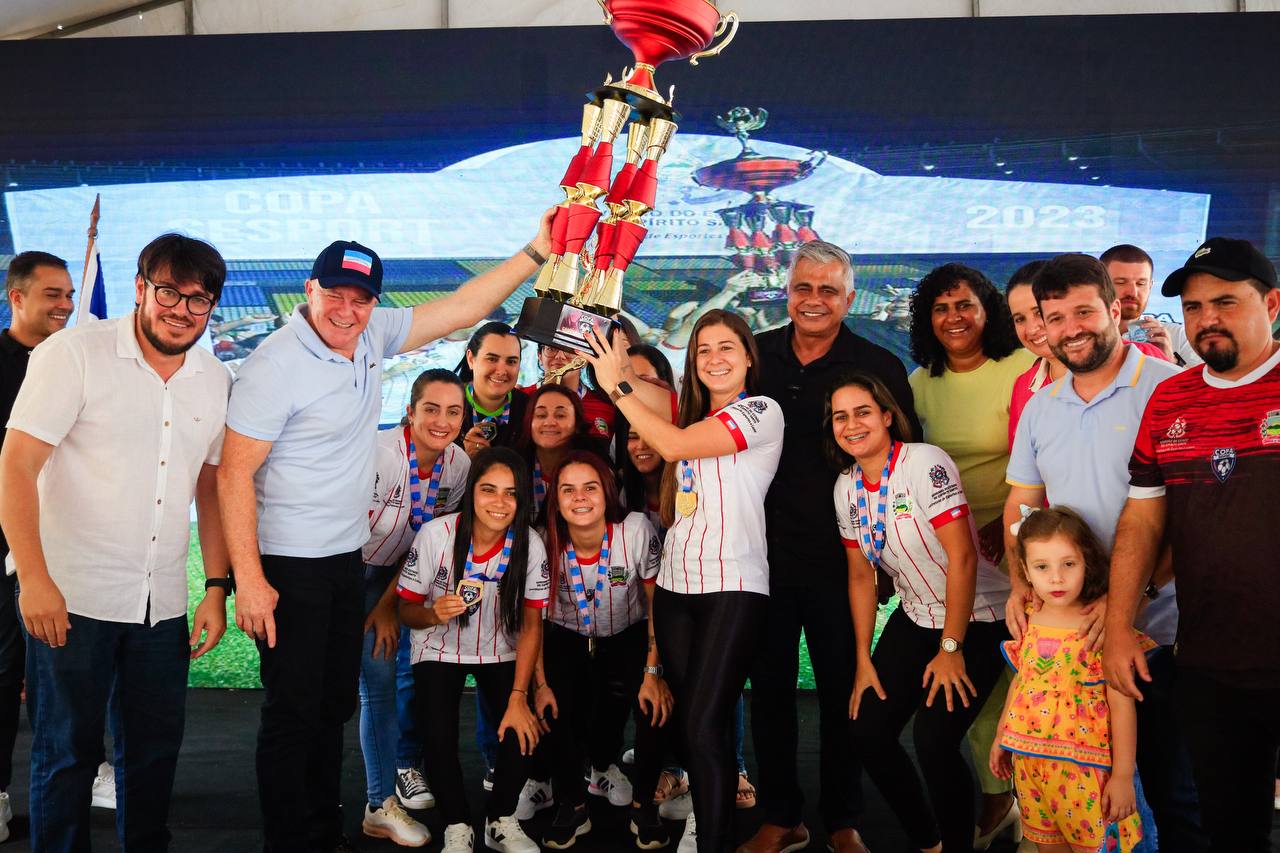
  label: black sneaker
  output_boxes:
[328,835,362,853]
[542,802,591,850]
[629,804,670,850]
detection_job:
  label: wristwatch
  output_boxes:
[609,381,634,403]
[643,665,663,677]
[205,577,233,594]
[1143,581,1160,601]
[939,637,962,653]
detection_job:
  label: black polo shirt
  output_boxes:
[757,322,921,586]
[0,329,36,558]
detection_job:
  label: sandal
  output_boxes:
[735,772,756,809]
[652,769,689,804]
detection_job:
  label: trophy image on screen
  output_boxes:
[694,107,827,305]
[515,0,740,356]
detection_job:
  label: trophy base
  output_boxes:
[515,296,619,356]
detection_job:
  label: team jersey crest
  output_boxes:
[1260,410,1280,445]
[1211,447,1237,482]
[1166,416,1187,439]
[928,464,949,488]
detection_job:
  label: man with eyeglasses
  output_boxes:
[219,217,552,853]
[0,233,234,852]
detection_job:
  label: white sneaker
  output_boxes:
[441,822,475,853]
[658,789,693,820]
[396,766,436,810]
[621,747,636,765]
[514,778,554,820]
[363,796,431,847]
[586,764,632,807]
[484,815,539,853]
[974,798,1022,849]
[677,810,697,853]
[0,791,9,843]
[91,762,116,810]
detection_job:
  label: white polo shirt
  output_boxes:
[363,428,470,567]
[659,395,784,596]
[6,313,230,624]
[835,442,1009,628]
[397,514,550,664]
[547,512,661,637]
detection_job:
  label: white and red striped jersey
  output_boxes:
[834,442,1008,628]
[547,512,661,637]
[658,395,784,596]
[363,429,470,567]
[396,514,550,665]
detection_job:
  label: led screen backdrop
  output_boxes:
[1,12,1276,686]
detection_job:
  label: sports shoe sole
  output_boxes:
[542,817,592,850]
[628,820,670,850]
[362,819,430,848]
[484,831,540,853]
[397,793,437,810]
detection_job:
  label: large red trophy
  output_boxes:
[516,0,740,356]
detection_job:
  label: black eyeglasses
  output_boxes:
[145,280,215,316]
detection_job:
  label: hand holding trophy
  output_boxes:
[515,0,740,356]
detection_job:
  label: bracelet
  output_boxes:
[511,688,527,695]
[522,243,547,266]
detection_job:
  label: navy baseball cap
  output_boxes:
[310,240,383,298]
[1161,237,1278,297]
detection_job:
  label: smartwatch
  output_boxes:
[939,637,962,653]
[609,381,634,403]
[205,577,233,594]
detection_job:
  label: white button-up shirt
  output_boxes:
[6,313,230,624]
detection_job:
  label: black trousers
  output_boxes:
[542,621,668,810]
[749,578,863,832]
[412,660,529,824]
[1135,647,1207,852]
[849,607,1009,853]
[654,587,767,853]
[256,551,364,853]
[1175,666,1280,853]
[0,571,23,791]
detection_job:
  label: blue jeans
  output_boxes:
[358,564,424,807]
[733,694,746,775]
[475,690,500,771]
[24,609,189,853]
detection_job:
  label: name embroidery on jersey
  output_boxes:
[1260,410,1280,446]
[1211,447,1237,483]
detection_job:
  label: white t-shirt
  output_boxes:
[6,314,230,624]
[834,442,1008,628]
[363,428,470,567]
[396,514,550,664]
[659,395,784,596]
[547,512,661,637]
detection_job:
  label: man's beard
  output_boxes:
[139,310,201,356]
[1195,327,1239,372]
[1050,327,1118,374]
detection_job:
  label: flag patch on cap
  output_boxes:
[341,249,374,274]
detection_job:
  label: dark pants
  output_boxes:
[412,660,529,824]
[256,551,364,853]
[849,608,1009,853]
[0,571,24,791]
[542,621,668,809]
[654,588,767,853]
[24,608,189,853]
[1135,647,1207,852]
[749,578,863,833]
[1175,666,1280,853]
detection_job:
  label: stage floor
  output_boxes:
[3,689,1276,851]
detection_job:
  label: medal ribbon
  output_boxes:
[854,441,897,569]
[464,527,515,584]
[679,460,694,495]
[565,525,611,635]
[533,458,547,516]
[466,384,511,427]
[405,426,445,532]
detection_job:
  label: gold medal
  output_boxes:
[675,491,698,517]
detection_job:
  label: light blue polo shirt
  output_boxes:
[1007,344,1182,645]
[227,304,412,557]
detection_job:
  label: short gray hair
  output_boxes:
[788,240,855,295]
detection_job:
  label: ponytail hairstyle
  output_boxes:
[449,446,533,637]
[544,450,626,621]
[400,368,465,427]
[455,321,519,383]
[659,310,761,527]
[1014,505,1109,605]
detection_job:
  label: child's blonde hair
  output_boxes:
[1014,506,1109,604]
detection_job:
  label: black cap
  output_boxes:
[310,240,382,297]
[1161,237,1277,297]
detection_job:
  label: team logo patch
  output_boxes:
[592,417,609,436]
[1210,447,1236,483]
[431,562,449,590]
[849,504,861,531]
[609,563,628,587]
[456,578,484,615]
[892,493,913,518]
[647,535,661,559]
[1193,246,1211,258]
[747,400,767,414]
[1166,417,1187,440]
[401,547,421,583]
[928,464,949,488]
[1260,410,1280,446]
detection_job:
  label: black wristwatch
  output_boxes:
[205,577,233,594]
[1143,581,1160,601]
[609,380,634,403]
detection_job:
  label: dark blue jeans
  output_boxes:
[24,609,189,853]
